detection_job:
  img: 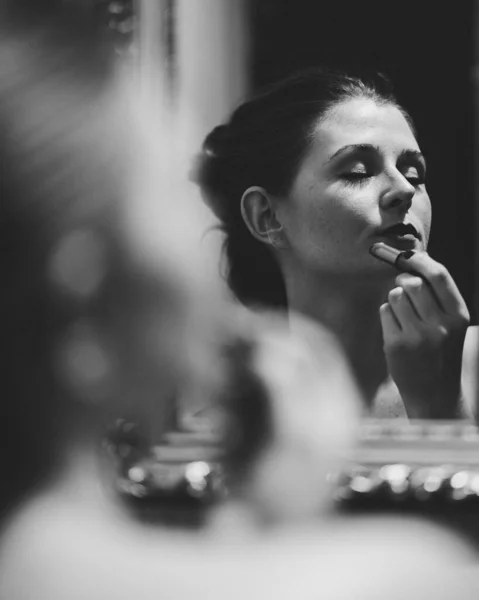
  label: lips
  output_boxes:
[378,222,420,240]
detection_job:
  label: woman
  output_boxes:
[193,67,478,420]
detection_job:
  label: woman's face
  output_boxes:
[277,97,431,276]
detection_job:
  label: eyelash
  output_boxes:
[340,173,371,187]
[341,171,426,188]
[405,175,426,187]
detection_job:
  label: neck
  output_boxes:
[284,266,395,405]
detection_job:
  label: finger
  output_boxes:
[379,301,401,336]
[395,273,442,323]
[387,287,421,334]
[396,252,468,317]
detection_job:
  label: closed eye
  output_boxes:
[402,166,426,187]
[340,171,372,185]
[397,150,427,187]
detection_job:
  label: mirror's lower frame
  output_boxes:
[105,418,479,546]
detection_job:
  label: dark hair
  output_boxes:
[193,67,415,309]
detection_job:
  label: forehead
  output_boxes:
[311,97,420,157]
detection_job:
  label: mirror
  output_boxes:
[98,0,479,544]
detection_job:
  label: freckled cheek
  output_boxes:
[310,192,370,234]
[287,192,367,255]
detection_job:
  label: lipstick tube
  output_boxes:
[369,242,415,270]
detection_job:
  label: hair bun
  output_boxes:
[189,150,229,222]
[189,123,231,187]
[203,124,230,158]
[189,124,235,222]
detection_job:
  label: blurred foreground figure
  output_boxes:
[0,5,477,600]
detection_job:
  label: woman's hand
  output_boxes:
[379,251,470,419]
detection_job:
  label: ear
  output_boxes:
[240,187,287,249]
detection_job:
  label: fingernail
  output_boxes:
[390,287,403,299]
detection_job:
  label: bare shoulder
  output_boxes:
[461,326,479,418]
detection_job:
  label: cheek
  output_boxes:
[285,186,370,257]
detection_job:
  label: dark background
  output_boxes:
[248,0,476,320]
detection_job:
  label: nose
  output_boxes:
[379,172,415,214]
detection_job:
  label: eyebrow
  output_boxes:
[327,143,426,167]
